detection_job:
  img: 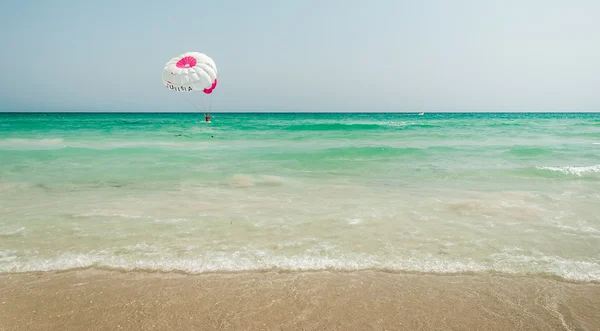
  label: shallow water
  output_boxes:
[1,112,599,281]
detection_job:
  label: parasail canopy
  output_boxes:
[162,52,218,94]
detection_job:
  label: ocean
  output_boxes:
[0,112,599,282]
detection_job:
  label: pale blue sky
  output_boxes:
[0,0,598,112]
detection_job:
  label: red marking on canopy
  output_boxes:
[203,78,217,94]
[176,56,197,69]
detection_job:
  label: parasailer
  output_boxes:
[162,52,218,119]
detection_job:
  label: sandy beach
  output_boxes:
[1,269,598,331]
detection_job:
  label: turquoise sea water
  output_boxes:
[1,112,599,281]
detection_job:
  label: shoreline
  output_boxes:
[2,268,599,331]
[2,266,599,285]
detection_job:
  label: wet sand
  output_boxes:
[1,269,599,331]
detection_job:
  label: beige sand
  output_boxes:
[1,269,599,331]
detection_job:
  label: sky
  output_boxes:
[0,0,599,112]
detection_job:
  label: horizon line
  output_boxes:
[1,111,598,114]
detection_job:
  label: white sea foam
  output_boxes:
[347,218,362,225]
[0,138,220,151]
[537,164,600,176]
[153,218,189,224]
[0,227,26,237]
[0,138,65,149]
[228,174,286,187]
[1,248,599,282]
[68,141,213,150]
[551,222,600,234]
[0,249,18,263]
[74,210,149,219]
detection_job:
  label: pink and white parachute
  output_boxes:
[162,52,218,94]
[162,52,218,112]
